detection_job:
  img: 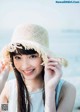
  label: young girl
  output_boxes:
[0,24,76,112]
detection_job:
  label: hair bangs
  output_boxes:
[9,44,38,56]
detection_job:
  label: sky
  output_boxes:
[0,0,80,56]
[0,0,80,30]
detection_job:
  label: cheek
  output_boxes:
[35,61,43,71]
[13,60,20,69]
[39,65,43,72]
[33,59,42,67]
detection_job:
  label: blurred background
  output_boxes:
[0,0,80,111]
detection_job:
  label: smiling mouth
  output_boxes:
[23,69,35,75]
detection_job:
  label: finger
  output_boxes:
[46,63,62,73]
[48,58,58,62]
[0,66,10,77]
[46,66,57,71]
[47,58,62,64]
[47,62,59,66]
[47,64,62,72]
[0,62,8,74]
[47,57,64,64]
[46,65,62,76]
[0,64,5,69]
[0,61,3,67]
[47,61,62,68]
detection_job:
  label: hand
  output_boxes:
[44,57,62,91]
[0,60,10,76]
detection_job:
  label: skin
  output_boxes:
[0,62,9,94]
[0,53,76,112]
[13,53,44,91]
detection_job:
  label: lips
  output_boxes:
[23,69,35,75]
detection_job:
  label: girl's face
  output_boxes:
[13,53,43,80]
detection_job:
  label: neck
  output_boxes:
[24,76,44,92]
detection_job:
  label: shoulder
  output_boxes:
[6,79,16,85]
[0,79,16,99]
[57,81,76,112]
[4,79,16,90]
[60,81,76,97]
[59,81,76,109]
[0,79,16,92]
[5,79,16,93]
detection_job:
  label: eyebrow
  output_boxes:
[14,53,38,56]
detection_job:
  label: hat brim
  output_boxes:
[0,40,68,67]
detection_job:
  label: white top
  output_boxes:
[8,79,44,112]
[7,79,64,112]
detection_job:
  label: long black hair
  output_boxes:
[9,44,45,112]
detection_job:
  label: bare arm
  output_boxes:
[45,57,62,112]
[0,82,9,112]
[57,81,76,112]
[45,89,56,112]
[44,56,76,112]
[0,61,10,94]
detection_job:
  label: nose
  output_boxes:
[21,60,31,70]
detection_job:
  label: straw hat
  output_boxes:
[0,24,68,67]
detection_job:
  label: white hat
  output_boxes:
[1,24,68,67]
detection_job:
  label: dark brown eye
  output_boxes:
[14,56,21,60]
[30,54,37,58]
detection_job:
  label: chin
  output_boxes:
[24,74,38,80]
